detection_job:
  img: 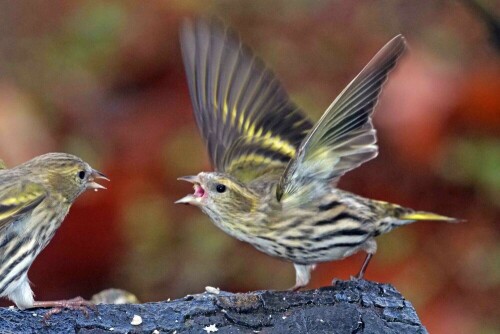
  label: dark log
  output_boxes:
[0,279,428,334]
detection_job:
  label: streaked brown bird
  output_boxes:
[176,19,458,290]
[0,153,108,312]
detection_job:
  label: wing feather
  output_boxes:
[180,19,313,182]
[278,35,407,201]
[0,182,46,230]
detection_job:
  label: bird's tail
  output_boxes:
[373,200,461,235]
[395,210,461,223]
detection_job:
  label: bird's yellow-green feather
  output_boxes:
[277,35,407,202]
[0,182,46,229]
[399,212,459,222]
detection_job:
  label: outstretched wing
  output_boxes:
[180,19,313,182]
[277,35,407,202]
[0,181,46,230]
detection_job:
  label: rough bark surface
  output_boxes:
[0,279,428,334]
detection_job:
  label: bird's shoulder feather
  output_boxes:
[0,176,47,230]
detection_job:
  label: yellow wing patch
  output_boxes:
[250,132,296,158]
[222,101,229,123]
[227,153,288,182]
[228,153,276,170]
[0,187,43,207]
[0,183,46,227]
[220,96,299,161]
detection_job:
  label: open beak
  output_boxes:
[175,175,205,205]
[87,169,110,191]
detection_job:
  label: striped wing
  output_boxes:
[0,181,46,230]
[278,35,407,201]
[180,19,313,182]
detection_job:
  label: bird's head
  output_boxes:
[175,172,258,221]
[22,153,109,202]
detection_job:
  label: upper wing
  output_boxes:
[180,19,313,182]
[277,35,407,201]
[0,181,46,230]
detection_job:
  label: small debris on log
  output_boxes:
[0,280,428,334]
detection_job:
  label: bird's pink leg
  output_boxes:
[355,253,373,279]
[33,296,96,321]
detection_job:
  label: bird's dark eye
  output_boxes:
[78,171,86,180]
[216,184,226,193]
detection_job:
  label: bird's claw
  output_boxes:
[289,284,306,291]
[331,277,342,286]
[40,297,97,324]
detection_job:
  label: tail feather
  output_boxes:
[398,211,462,223]
[381,210,463,235]
[374,200,463,225]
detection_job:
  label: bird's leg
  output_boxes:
[33,296,96,322]
[352,238,377,280]
[290,263,316,291]
[355,253,373,279]
[8,278,35,311]
[330,253,373,285]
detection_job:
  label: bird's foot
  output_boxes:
[33,296,97,323]
[289,284,305,292]
[331,277,342,286]
[350,269,367,280]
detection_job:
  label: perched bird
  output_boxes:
[0,153,108,311]
[176,19,458,290]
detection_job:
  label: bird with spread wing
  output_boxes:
[176,19,458,290]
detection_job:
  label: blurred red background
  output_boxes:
[0,1,498,333]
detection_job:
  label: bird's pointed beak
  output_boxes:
[87,169,110,191]
[174,195,195,205]
[177,175,201,184]
[175,175,205,206]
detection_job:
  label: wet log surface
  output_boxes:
[0,279,428,334]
